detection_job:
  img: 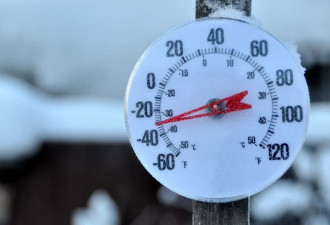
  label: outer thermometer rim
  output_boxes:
[124,17,310,202]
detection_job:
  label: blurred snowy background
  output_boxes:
[0,0,329,224]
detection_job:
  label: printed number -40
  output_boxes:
[140,130,158,146]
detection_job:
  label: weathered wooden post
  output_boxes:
[193,1,251,225]
[196,0,251,18]
[192,199,250,225]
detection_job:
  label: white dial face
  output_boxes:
[125,18,310,202]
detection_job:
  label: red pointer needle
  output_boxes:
[155,90,252,126]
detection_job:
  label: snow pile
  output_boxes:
[0,75,46,161]
[283,42,306,75]
[305,103,330,145]
[0,74,126,162]
[205,0,261,26]
[252,180,313,221]
[71,190,120,225]
[293,148,315,182]
[315,145,330,208]
[205,0,248,10]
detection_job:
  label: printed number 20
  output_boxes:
[166,40,183,57]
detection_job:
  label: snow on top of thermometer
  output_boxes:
[283,42,306,75]
[204,0,248,13]
[208,6,261,27]
[202,0,260,26]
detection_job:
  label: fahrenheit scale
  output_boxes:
[125,18,309,202]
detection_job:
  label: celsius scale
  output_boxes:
[125,18,309,202]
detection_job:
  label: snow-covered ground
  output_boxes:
[0,74,126,162]
[72,190,120,225]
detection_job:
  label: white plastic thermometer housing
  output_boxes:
[125,18,310,202]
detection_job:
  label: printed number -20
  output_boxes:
[136,101,153,118]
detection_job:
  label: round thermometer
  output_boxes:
[125,18,309,202]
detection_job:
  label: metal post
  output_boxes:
[193,1,251,224]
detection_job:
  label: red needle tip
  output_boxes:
[155,90,252,126]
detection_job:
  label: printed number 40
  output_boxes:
[207,28,224,45]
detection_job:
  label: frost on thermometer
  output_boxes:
[125,18,310,202]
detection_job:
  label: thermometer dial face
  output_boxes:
[125,18,309,202]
